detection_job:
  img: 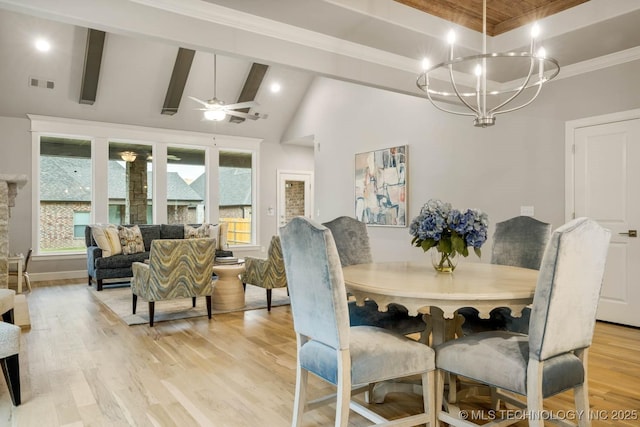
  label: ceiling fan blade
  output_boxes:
[225,110,262,120]
[188,96,212,108]
[224,101,259,110]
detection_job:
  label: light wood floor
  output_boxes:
[1,281,639,426]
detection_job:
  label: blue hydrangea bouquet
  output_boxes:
[409,199,488,272]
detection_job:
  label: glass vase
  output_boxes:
[431,250,458,273]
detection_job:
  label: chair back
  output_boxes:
[491,216,551,270]
[280,217,350,350]
[23,249,33,272]
[528,217,610,361]
[322,216,373,267]
[147,238,216,298]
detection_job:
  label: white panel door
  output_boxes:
[573,119,640,327]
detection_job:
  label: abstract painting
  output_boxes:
[355,145,407,227]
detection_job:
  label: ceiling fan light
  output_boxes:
[121,151,137,162]
[204,110,226,121]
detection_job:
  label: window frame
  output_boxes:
[29,115,262,257]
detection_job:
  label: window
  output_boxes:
[73,211,91,238]
[30,116,260,255]
[219,150,253,246]
[108,142,153,225]
[39,136,92,253]
[167,146,205,224]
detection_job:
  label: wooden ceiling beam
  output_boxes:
[229,63,269,123]
[161,48,196,115]
[79,29,106,105]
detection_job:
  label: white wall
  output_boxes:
[286,59,640,264]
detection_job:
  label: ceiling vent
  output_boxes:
[29,76,55,90]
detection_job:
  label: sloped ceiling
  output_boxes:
[0,0,639,144]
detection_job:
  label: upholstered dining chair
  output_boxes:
[131,238,216,327]
[436,217,610,427]
[280,217,436,427]
[241,235,287,311]
[457,216,552,336]
[0,321,21,406]
[322,216,428,340]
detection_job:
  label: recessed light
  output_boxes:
[270,82,281,93]
[35,38,51,52]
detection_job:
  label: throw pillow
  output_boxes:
[118,225,145,255]
[91,224,122,257]
[184,224,209,239]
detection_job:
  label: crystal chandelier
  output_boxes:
[416,0,560,127]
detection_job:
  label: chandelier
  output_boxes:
[416,0,560,127]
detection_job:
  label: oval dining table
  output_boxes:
[342,261,539,402]
[343,261,538,343]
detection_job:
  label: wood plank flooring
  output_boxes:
[1,281,638,426]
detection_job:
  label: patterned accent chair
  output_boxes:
[241,235,287,311]
[0,321,21,405]
[458,216,552,336]
[322,216,428,339]
[131,238,216,327]
[436,218,611,427]
[280,217,436,426]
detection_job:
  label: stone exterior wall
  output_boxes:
[40,202,90,250]
[0,182,8,289]
[126,157,148,224]
[285,180,305,222]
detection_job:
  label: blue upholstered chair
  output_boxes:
[322,216,427,339]
[241,235,287,311]
[280,217,436,426]
[131,238,216,327]
[458,216,552,336]
[436,218,610,427]
[0,321,21,405]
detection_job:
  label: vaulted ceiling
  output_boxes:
[0,0,639,144]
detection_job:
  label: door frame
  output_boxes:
[276,169,314,228]
[565,108,640,222]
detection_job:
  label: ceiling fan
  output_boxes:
[189,54,268,122]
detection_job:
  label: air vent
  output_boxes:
[29,76,55,90]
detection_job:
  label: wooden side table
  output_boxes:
[212,264,246,310]
[7,254,24,294]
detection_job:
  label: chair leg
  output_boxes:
[23,273,31,292]
[423,370,436,426]
[88,275,92,286]
[266,289,273,311]
[1,354,21,406]
[2,308,14,324]
[192,297,196,308]
[132,294,137,314]
[148,301,155,327]
[526,360,544,427]
[292,365,308,427]
[97,279,103,291]
[206,296,212,319]
[436,370,445,427]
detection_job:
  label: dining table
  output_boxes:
[342,260,539,402]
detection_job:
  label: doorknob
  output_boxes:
[619,230,637,237]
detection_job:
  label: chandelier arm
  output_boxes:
[447,64,480,115]
[423,82,479,117]
[492,78,544,116]
[488,57,536,115]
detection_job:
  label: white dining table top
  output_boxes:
[342,261,538,319]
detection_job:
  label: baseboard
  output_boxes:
[30,270,86,283]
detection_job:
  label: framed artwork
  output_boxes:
[354,145,407,227]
